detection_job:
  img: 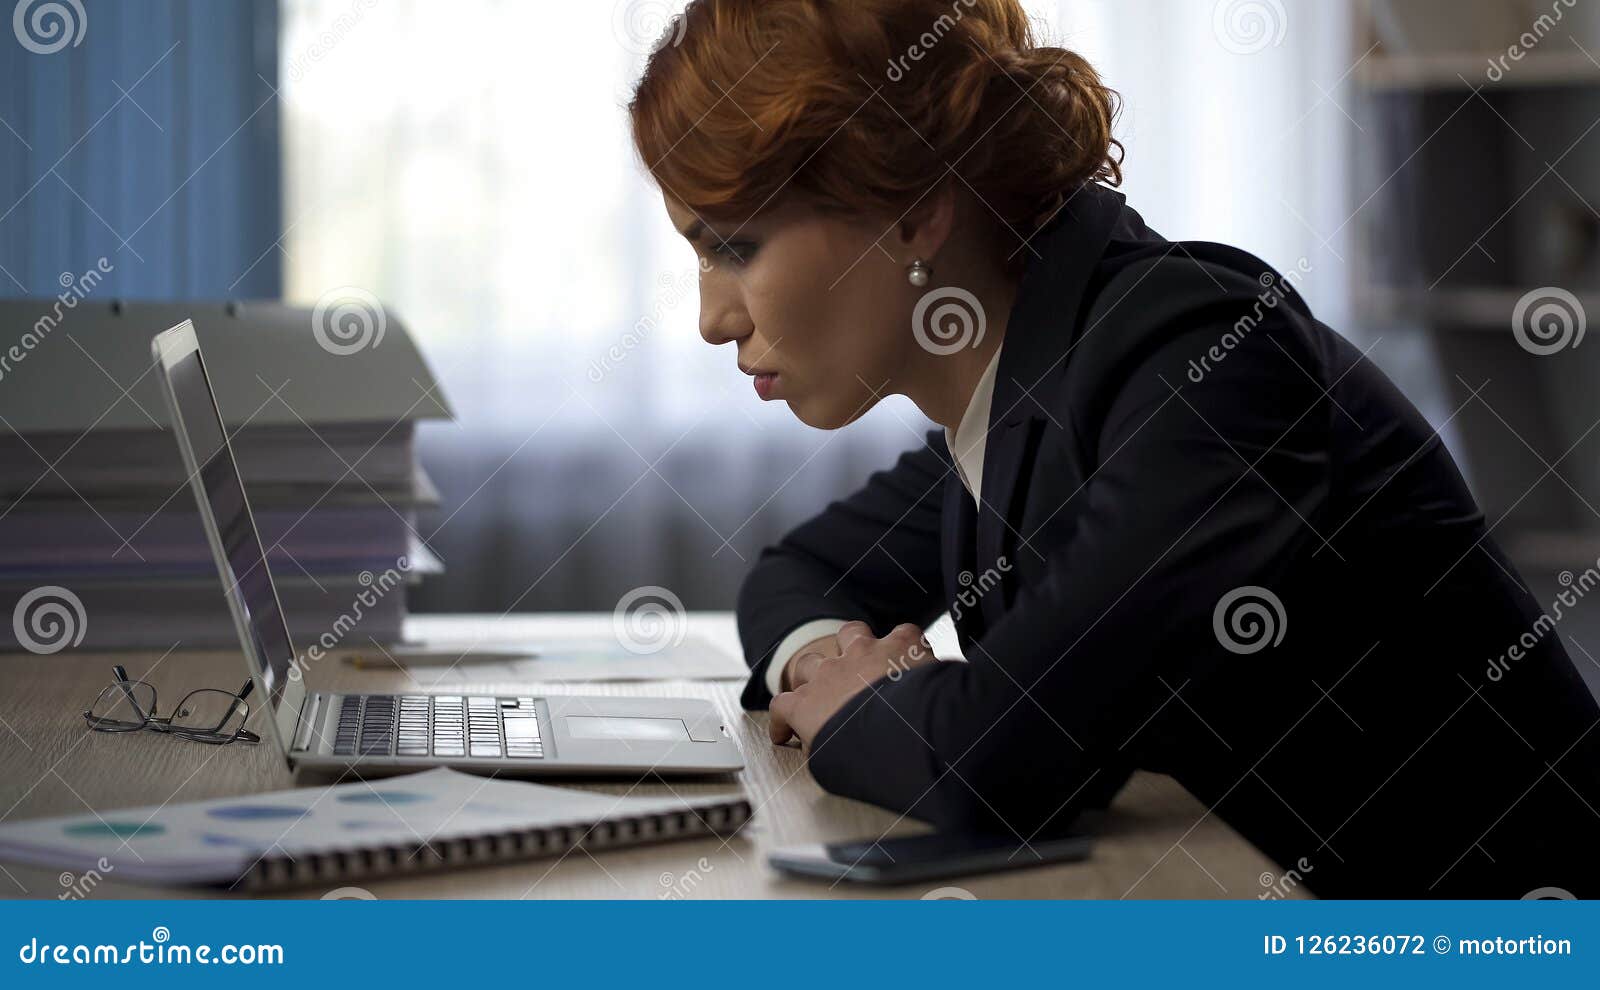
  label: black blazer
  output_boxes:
[735,183,1600,898]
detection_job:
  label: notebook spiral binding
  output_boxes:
[238,798,754,892]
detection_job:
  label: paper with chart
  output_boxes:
[374,613,749,682]
[0,768,727,885]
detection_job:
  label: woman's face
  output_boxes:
[663,194,911,430]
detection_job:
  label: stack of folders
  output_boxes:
[0,299,454,651]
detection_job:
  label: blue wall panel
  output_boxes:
[0,0,281,299]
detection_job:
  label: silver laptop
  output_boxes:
[150,320,744,777]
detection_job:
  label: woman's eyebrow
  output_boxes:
[678,218,745,246]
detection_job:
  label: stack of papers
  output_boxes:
[0,300,453,651]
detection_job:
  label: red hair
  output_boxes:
[628,0,1122,264]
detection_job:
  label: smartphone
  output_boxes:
[768,830,1093,885]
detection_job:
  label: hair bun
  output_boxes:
[631,0,1122,269]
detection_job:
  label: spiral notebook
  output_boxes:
[0,768,751,892]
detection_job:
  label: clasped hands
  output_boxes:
[768,620,938,751]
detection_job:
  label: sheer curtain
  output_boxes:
[279,0,1355,614]
[1038,0,1356,331]
[1041,0,1454,447]
[280,0,939,613]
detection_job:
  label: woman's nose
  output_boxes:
[699,297,753,347]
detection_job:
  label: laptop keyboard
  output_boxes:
[331,695,544,760]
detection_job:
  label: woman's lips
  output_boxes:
[753,372,779,400]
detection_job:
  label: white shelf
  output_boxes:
[1505,529,1600,572]
[1363,286,1600,330]
[1359,51,1600,91]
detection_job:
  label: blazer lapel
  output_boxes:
[942,474,982,645]
[964,183,1128,633]
[974,418,1036,629]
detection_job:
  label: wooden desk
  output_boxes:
[0,613,1299,899]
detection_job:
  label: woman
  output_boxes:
[628,0,1600,897]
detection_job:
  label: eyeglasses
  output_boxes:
[81,665,261,746]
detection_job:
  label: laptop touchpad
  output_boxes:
[565,715,690,742]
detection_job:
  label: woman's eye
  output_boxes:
[709,241,757,266]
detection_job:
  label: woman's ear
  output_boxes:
[892,179,958,265]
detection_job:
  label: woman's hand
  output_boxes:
[769,620,937,751]
[780,633,843,692]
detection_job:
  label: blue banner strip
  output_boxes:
[2,900,1594,987]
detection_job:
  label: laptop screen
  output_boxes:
[160,332,298,709]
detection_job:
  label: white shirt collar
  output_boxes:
[944,344,1004,503]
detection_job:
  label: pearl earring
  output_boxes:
[907,258,931,287]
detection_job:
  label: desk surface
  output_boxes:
[0,613,1298,899]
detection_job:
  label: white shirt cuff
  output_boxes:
[764,618,850,697]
